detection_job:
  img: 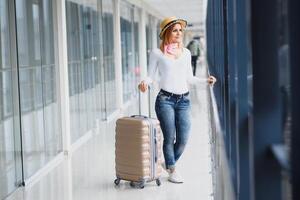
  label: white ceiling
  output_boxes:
[145,0,207,33]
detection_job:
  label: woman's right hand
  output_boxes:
[207,75,217,85]
[138,81,148,93]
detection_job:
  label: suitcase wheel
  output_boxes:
[156,179,161,186]
[130,181,135,187]
[130,181,145,189]
[139,183,145,189]
[114,178,121,185]
[138,179,146,189]
[139,180,146,189]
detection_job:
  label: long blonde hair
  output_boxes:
[159,23,184,53]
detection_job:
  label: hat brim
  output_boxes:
[159,19,187,39]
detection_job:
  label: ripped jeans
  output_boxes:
[155,89,191,170]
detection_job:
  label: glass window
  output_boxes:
[102,0,117,116]
[133,7,141,91]
[66,2,85,142]
[15,0,62,179]
[120,1,135,102]
[157,21,160,48]
[66,0,102,142]
[0,0,22,198]
[146,14,154,67]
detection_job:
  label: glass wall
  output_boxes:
[102,0,117,116]
[120,1,136,102]
[1,0,144,198]
[66,0,103,143]
[0,0,22,198]
[15,0,62,179]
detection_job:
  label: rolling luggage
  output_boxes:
[114,115,162,188]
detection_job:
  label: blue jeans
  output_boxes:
[155,90,191,169]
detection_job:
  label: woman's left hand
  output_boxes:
[207,75,217,85]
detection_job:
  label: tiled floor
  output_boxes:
[6,65,213,200]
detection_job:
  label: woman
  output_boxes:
[138,16,216,183]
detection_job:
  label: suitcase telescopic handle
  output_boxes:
[131,115,147,118]
[138,85,151,117]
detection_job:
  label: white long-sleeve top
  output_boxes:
[143,48,207,94]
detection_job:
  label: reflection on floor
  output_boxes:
[6,65,213,200]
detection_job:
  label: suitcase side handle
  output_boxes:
[154,138,158,163]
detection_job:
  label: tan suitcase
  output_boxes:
[114,115,162,188]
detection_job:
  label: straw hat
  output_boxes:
[159,16,187,39]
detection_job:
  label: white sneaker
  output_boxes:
[168,170,184,183]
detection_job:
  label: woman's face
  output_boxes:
[170,23,183,43]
